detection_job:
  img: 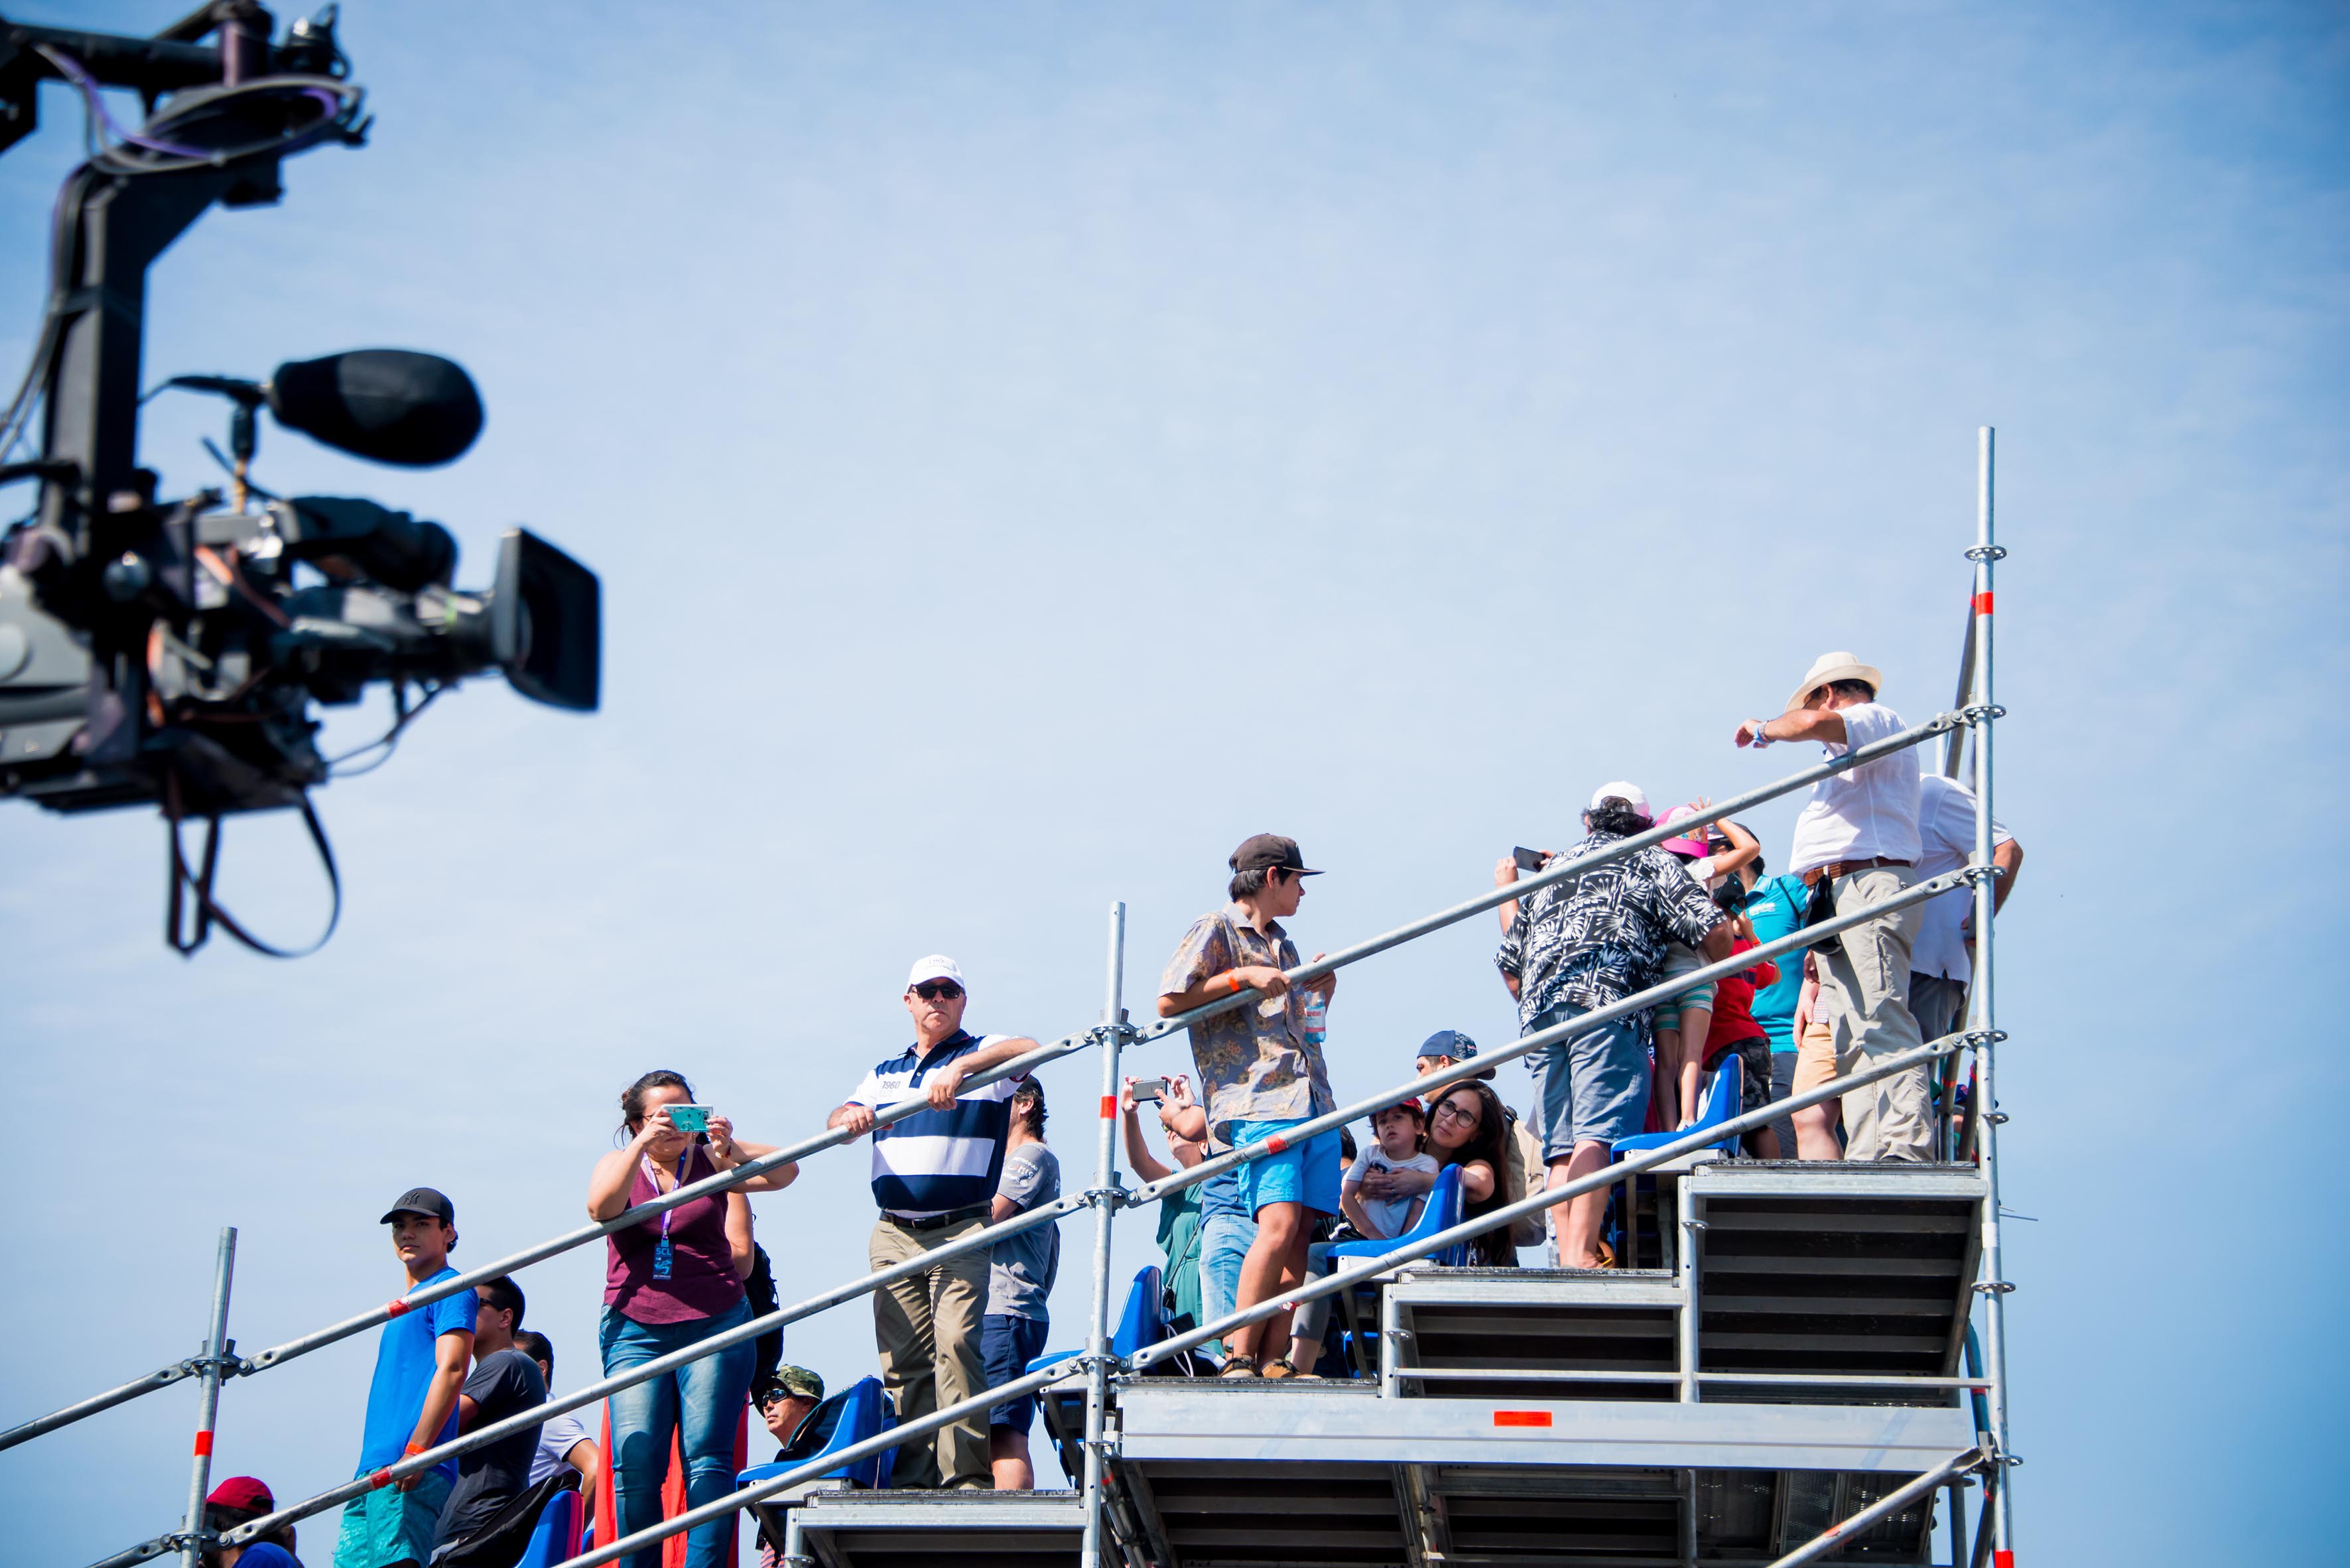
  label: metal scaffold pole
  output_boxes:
[180,1228,236,1568]
[1969,425,2018,1563]
[1080,902,1129,1568]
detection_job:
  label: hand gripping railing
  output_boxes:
[58,702,1997,1568]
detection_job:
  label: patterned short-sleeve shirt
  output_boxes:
[1496,830,1728,1035]
[1159,905,1334,1142]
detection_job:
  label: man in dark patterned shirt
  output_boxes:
[1496,782,1732,1268]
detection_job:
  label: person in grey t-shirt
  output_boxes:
[983,1082,1060,1488]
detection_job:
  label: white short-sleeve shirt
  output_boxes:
[1911,774,2012,982]
[1787,702,1922,874]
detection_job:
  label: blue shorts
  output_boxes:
[332,1469,452,1568]
[1228,1118,1344,1217]
[982,1312,1050,1431]
[1526,1001,1652,1159]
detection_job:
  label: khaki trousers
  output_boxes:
[1816,864,1932,1162]
[869,1214,992,1490]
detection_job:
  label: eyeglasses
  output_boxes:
[1431,1099,1480,1127]
[912,981,964,1002]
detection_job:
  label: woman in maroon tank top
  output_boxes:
[587,1071,797,1568]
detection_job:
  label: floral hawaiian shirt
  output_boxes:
[1496,830,1727,1037]
[1159,905,1334,1143]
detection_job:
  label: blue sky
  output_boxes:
[1,3,2343,1563]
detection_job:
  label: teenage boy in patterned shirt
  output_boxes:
[1157,834,1337,1378]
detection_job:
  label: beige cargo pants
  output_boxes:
[869,1213,992,1490]
[1819,864,1933,1162]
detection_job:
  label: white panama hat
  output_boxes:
[1784,651,1884,714]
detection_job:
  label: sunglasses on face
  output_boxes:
[912,981,964,1002]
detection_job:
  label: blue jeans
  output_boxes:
[1199,1210,1258,1329]
[599,1298,755,1568]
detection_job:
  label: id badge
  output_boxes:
[651,1236,675,1281]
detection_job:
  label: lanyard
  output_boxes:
[640,1150,692,1238]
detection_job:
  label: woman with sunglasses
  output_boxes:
[588,1071,797,1568]
[1421,1082,1526,1268]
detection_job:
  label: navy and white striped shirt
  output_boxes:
[848,1031,1024,1219]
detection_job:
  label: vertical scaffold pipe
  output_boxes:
[180,1228,236,1568]
[1970,425,2016,1563]
[1080,903,1128,1568]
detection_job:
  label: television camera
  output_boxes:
[0,4,602,955]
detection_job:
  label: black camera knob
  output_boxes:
[101,553,153,602]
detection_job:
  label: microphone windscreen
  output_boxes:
[268,350,484,467]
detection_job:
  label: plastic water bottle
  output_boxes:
[1300,987,1328,1052]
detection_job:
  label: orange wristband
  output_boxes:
[405,1441,428,1457]
[1226,973,1246,995]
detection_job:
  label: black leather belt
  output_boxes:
[885,1204,990,1232]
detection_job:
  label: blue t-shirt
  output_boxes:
[356,1266,475,1481]
[1742,874,1811,1053]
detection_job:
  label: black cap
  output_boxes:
[380,1187,454,1226]
[1230,833,1322,876]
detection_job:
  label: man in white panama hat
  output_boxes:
[1734,653,1931,1162]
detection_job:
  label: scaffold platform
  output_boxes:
[1081,1157,1987,1567]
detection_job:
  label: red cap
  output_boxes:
[207,1476,273,1513]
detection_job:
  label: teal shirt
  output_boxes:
[1743,874,1811,1053]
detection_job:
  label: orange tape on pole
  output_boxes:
[1098,1096,1116,1118]
[192,1431,213,1457]
[1492,1410,1551,1428]
[1993,1553,2014,1568]
[385,1297,411,1318]
[1973,591,1994,615]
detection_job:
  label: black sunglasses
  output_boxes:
[912,981,964,1002]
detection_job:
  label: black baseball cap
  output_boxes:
[1230,834,1322,876]
[380,1187,455,1226]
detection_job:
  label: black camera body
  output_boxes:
[0,7,602,948]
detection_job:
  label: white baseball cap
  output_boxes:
[905,954,966,990]
[1589,781,1652,822]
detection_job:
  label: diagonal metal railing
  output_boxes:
[45,681,2014,1568]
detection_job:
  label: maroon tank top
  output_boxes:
[604,1145,746,1324]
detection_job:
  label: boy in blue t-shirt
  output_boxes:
[332,1187,476,1568]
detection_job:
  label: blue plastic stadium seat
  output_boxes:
[1027,1264,1166,1374]
[1602,1063,1742,1266]
[1326,1164,1467,1270]
[735,1374,898,1493]
[1611,1061,1742,1161]
[513,1486,582,1568]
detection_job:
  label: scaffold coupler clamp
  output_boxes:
[1961,1029,2008,1049]
[1965,544,2008,562]
[1973,1279,2016,1295]
[179,1338,241,1382]
[1959,702,2007,724]
[1082,1176,1132,1214]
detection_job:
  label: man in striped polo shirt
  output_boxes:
[827,956,1041,1490]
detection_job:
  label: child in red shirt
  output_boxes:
[1701,936,1782,1158]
